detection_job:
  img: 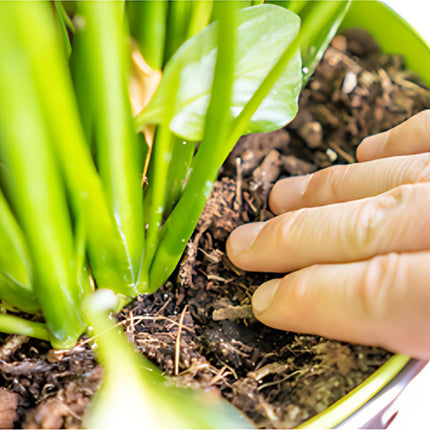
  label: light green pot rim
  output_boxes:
[298,354,410,428]
[340,1,430,86]
[299,1,430,428]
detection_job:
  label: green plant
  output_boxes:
[0,0,349,426]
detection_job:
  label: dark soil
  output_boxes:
[1,29,430,429]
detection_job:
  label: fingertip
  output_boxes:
[356,130,389,162]
[269,175,311,214]
[252,278,280,315]
[226,222,265,268]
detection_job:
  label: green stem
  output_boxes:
[0,189,37,314]
[0,2,86,348]
[280,1,307,14]
[0,273,37,316]
[296,1,351,83]
[74,1,145,287]
[148,2,237,290]
[187,1,214,39]
[0,314,50,342]
[18,1,138,298]
[129,0,167,70]
[164,0,192,63]
[54,1,74,58]
[163,136,196,216]
[140,73,181,290]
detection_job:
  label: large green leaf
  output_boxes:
[136,4,302,141]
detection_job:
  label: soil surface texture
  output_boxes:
[1,29,430,429]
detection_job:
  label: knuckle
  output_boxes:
[276,209,304,244]
[412,154,430,183]
[306,165,347,202]
[348,191,403,255]
[359,253,404,320]
[287,265,319,302]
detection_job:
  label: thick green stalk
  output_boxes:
[0,190,37,314]
[0,273,35,315]
[272,1,307,14]
[16,1,138,297]
[164,1,192,63]
[54,1,74,58]
[128,0,167,70]
[0,3,85,348]
[294,1,351,82]
[163,136,196,216]
[0,314,50,342]
[140,75,181,289]
[148,2,237,290]
[74,1,145,286]
[187,1,214,39]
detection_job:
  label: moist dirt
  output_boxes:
[1,29,430,429]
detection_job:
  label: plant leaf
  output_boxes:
[136,4,301,141]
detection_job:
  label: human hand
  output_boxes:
[226,110,430,360]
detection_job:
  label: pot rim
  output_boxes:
[340,0,430,85]
[297,355,422,428]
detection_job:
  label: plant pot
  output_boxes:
[298,2,430,428]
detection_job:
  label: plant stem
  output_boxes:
[74,1,145,286]
[0,315,50,342]
[163,136,196,216]
[0,2,85,348]
[0,190,37,314]
[164,1,192,63]
[129,0,167,70]
[18,1,138,298]
[296,1,351,83]
[148,2,237,290]
[54,1,74,58]
[187,1,213,39]
[139,74,181,290]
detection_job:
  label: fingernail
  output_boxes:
[270,174,312,213]
[227,222,264,257]
[357,131,389,161]
[252,279,280,314]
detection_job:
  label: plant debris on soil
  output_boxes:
[1,28,430,429]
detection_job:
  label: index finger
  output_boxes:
[227,183,430,273]
[269,153,430,214]
[357,110,430,162]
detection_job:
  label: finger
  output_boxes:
[251,251,430,360]
[269,153,430,214]
[357,110,430,162]
[227,183,430,273]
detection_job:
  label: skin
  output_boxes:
[226,110,430,360]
